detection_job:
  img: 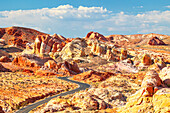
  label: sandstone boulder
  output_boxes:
[119,70,168,113]
[124,70,163,106]
[141,54,152,66]
[159,66,170,87]
[57,61,81,75]
[85,31,107,41]
[72,70,113,82]
[60,38,87,60]
[141,70,163,96]
[149,57,166,71]
[148,36,166,45]
[120,48,127,60]
[72,92,102,110]
[154,57,166,69]
[44,60,57,69]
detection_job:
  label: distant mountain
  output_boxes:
[85,31,169,46]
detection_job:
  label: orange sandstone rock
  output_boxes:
[141,54,152,66]
[0,63,11,72]
[159,66,170,87]
[58,61,81,75]
[73,70,113,82]
[120,48,127,60]
[119,70,168,113]
[85,31,108,42]
[153,88,170,113]
[106,49,115,61]
[148,36,166,45]
[0,56,11,62]
[33,34,66,55]
[141,70,163,96]
[44,60,57,69]
[12,55,53,69]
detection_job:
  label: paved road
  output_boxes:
[15,77,90,113]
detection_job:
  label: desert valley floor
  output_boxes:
[0,26,169,113]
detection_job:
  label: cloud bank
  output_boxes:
[0,4,170,37]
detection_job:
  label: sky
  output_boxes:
[0,0,170,37]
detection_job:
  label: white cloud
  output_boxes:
[165,5,170,8]
[0,4,169,37]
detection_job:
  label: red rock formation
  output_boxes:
[106,49,115,61]
[44,60,57,69]
[149,57,166,71]
[40,35,51,54]
[120,48,127,60]
[120,70,169,113]
[12,54,53,69]
[141,70,163,96]
[58,61,81,75]
[159,66,170,87]
[35,70,56,76]
[73,70,113,82]
[33,34,66,55]
[0,26,47,48]
[0,56,11,62]
[141,54,152,66]
[0,63,11,72]
[105,33,169,47]
[85,31,108,41]
[8,37,28,48]
[148,36,166,45]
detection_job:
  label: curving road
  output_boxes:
[15,77,90,113]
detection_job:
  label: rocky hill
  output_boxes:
[0,26,47,48]
[0,27,169,113]
[107,33,169,46]
[85,31,169,47]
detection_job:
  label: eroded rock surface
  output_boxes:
[119,70,169,113]
[60,38,87,60]
[12,54,53,69]
[0,63,11,72]
[159,66,170,87]
[148,36,166,45]
[72,70,113,82]
[33,34,66,55]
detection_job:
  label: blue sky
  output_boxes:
[0,0,170,37]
